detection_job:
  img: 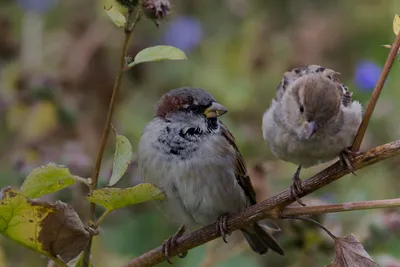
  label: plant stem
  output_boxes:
[351,32,400,151]
[277,198,400,217]
[50,257,68,267]
[81,11,141,267]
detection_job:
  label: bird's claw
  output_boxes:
[339,148,359,176]
[290,165,306,206]
[216,214,231,243]
[162,225,187,264]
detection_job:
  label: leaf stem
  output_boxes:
[82,10,141,267]
[73,176,92,187]
[281,215,337,240]
[50,257,68,267]
[95,209,113,227]
[351,32,400,151]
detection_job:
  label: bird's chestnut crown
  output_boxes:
[155,87,227,118]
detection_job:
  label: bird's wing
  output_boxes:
[220,122,257,205]
[276,65,352,107]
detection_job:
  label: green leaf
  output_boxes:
[21,163,80,198]
[104,5,126,27]
[125,45,187,70]
[394,14,400,36]
[87,183,165,211]
[0,187,90,264]
[108,132,133,187]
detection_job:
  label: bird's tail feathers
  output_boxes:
[241,223,284,256]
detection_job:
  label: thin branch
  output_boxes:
[277,198,400,217]
[123,140,400,267]
[351,32,400,151]
[82,11,141,267]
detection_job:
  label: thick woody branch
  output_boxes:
[124,140,400,267]
[278,198,400,217]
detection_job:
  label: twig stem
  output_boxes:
[279,198,400,217]
[351,32,400,151]
[81,11,141,267]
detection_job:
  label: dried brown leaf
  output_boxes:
[326,234,379,267]
[0,187,90,263]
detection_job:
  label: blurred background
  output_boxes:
[0,0,400,266]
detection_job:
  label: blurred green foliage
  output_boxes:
[0,0,400,266]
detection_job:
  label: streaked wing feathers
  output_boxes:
[220,123,257,205]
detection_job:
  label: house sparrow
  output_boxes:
[139,87,284,262]
[262,65,362,205]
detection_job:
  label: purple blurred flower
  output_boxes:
[17,0,58,13]
[163,16,203,52]
[354,60,382,91]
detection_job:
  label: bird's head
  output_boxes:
[155,87,228,134]
[282,74,342,140]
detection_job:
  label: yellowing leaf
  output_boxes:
[394,14,400,35]
[104,5,126,27]
[21,163,78,198]
[108,133,133,186]
[326,234,379,267]
[87,183,165,211]
[125,45,187,70]
[22,101,58,142]
[0,187,90,264]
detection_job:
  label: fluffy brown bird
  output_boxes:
[262,65,362,205]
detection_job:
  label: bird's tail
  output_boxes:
[241,223,284,255]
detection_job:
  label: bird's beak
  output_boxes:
[304,120,317,139]
[204,102,228,118]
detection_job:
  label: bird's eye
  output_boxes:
[189,105,200,113]
[180,127,202,137]
[299,105,305,113]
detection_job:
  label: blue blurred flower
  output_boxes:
[354,60,382,91]
[17,0,58,13]
[163,16,203,53]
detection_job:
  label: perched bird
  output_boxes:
[262,65,362,205]
[139,87,284,262]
